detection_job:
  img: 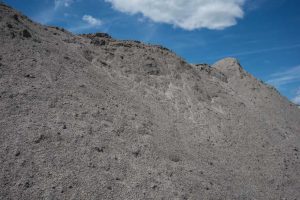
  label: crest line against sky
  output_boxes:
[4,0,300,103]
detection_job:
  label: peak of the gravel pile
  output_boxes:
[1,3,300,200]
[213,57,247,79]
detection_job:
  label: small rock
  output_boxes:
[94,147,104,153]
[169,154,180,162]
[24,181,31,189]
[132,149,141,158]
[6,23,13,28]
[15,151,20,156]
[22,29,32,38]
[24,74,35,78]
[34,134,46,143]
[91,39,106,46]
[151,184,158,189]
[13,14,19,21]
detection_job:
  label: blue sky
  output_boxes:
[4,0,300,104]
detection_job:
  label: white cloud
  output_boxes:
[105,0,246,30]
[293,95,300,104]
[267,66,300,87]
[292,88,300,104]
[54,0,74,9]
[82,15,103,26]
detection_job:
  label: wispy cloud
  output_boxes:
[54,0,74,10]
[32,7,56,24]
[245,0,269,11]
[228,44,300,57]
[206,43,300,61]
[266,65,300,87]
[33,0,76,24]
[266,65,300,104]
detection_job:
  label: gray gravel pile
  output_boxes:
[0,3,299,200]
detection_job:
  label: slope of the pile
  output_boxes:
[0,3,300,200]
